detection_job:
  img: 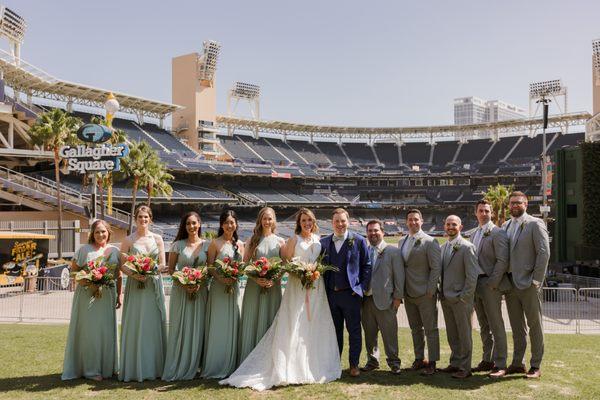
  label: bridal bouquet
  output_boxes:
[123,254,157,289]
[244,257,283,293]
[74,256,116,300]
[283,256,338,290]
[211,256,244,294]
[172,266,209,300]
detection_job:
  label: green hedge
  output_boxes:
[582,142,600,247]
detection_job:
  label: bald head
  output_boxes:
[444,215,463,239]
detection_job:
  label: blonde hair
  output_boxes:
[247,207,277,259]
[295,208,319,234]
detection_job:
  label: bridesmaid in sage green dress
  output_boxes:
[162,211,210,381]
[201,209,245,378]
[238,207,285,364]
[119,205,167,382]
[62,219,121,381]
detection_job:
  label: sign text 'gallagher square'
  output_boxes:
[59,144,129,173]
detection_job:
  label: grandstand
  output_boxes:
[0,3,596,248]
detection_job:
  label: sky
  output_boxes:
[3,0,599,127]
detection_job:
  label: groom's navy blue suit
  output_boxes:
[321,231,372,367]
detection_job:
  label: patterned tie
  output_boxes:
[369,246,376,265]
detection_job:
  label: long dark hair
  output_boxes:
[247,207,276,260]
[173,211,202,242]
[218,209,240,258]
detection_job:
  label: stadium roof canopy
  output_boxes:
[217,112,591,142]
[0,49,182,119]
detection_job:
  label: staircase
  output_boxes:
[0,166,130,229]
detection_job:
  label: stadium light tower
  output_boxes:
[528,80,565,225]
[227,81,260,137]
[197,40,221,87]
[593,39,600,114]
[0,6,26,64]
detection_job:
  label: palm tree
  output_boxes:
[29,109,82,259]
[484,183,514,226]
[145,164,174,206]
[118,140,158,233]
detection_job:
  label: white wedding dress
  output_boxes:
[220,233,341,391]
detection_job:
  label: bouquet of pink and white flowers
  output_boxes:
[283,256,338,290]
[123,254,157,289]
[211,256,244,294]
[74,256,116,299]
[172,266,209,300]
[243,257,283,293]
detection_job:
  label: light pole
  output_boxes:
[538,97,550,226]
[91,93,119,220]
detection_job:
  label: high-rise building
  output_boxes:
[453,97,526,125]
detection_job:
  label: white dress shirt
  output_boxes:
[333,230,348,253]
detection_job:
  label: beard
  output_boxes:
[510,208,525,218]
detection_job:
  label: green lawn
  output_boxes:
[0,324,597,399]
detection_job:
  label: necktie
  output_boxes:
[369,246,376,265]
[402,236,413,260]
[473,228,482,253]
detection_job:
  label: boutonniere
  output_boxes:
[347,237,355,248]
[519,223,525,232]
[414,238,422,247]
[452,243,461,252]
[483,229,491,238]
[377,246,385,256]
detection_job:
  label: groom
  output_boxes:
[321,208,372,377]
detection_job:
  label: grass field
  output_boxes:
[0,324,597,399]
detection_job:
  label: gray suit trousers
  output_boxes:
[474,278,508,368]
[441,297,473,371]
[404,294,440,362]
[505,284,544,368]
[361,296,400,369]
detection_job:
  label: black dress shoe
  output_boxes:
[472,360,495,372]
[360,364,379,372]
[390,365,401,374]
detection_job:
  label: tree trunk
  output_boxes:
[99,176,105,221]
[128,177,138,235]
[147,183,153,206]
[53,148,63,259]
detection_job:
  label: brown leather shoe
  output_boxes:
[349,366,360,377]
[411,359,428,370]
[360,364,379,372]
[506,364,526,375]
[440,365,460,373]
[452,369,473,379]
[525,367,541,379]
[420,361,436,376]
[489,368,507,378]
[472,360,495,372]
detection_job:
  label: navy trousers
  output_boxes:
[326,289,362,367]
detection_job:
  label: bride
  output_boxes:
[220,208,341,391]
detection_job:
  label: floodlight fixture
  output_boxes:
[0,6,26,45]
[231,82,260,99]
[593,39,600,77]
[529,79,564,99]
[197,40,221,84]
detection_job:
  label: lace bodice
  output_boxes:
[294,234,321,263]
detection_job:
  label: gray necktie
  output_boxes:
[369,246,376,265]
[473,228,482,253]
[402,236,413,260]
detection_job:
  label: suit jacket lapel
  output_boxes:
[444,240,458,268]
[372,242,387,273]
[406,233,418,260]
[511,218,526,250]
[346,232,353,265]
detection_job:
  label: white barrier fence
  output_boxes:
[1,278,598,334]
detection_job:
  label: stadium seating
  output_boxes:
[401,142,431,166]
[316,142,350,167]
[455,138,492,164]
[342,142,378,166]
[374,142,400,169]
[286,140,331,166]
[431,141,459,167]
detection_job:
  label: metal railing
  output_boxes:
[0,281,597,334]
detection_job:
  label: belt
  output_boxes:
[334,287,352,292]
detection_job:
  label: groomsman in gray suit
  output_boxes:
[439,215,482,379]
[502,191,550,379]
[470,200,511,378]
[361,220,404,374]
[400,209,441,376]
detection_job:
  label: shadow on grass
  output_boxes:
[335,369,525,389]
[0,370,525,393]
